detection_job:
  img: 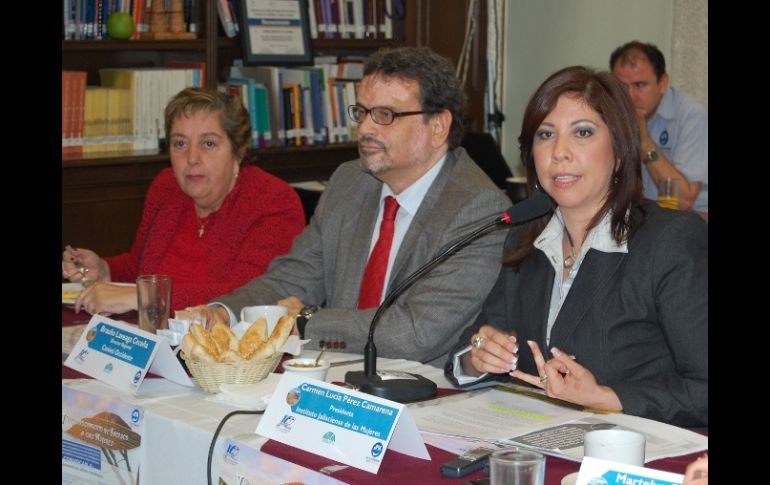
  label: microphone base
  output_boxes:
[345,370,438,403]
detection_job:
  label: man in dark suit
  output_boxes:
[195,47,510,367]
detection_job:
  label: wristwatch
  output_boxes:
[296,305,320,338]
[644,149,660,164]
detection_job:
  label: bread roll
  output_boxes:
[218,349,243,363]
[245,340,275,360]
[180,332,198,358]
[239,317,268,359]
[251,317,268,342]
[191,343,218,363]
[190,323,220,360]
[267,314,295,353]
[210,322,236,354]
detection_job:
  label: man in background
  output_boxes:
[190,46,510,367]
[610,41,708,221]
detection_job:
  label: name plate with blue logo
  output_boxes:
[576,456,684,485]
[256,372,429,473]
[64,315,193,394]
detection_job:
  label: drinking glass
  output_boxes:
[657,178,680,209]
[136,275,172,334]
[489,448,545,485]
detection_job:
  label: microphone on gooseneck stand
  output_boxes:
[345,192,554,403]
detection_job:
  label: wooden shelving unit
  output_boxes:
[62,0,487,256]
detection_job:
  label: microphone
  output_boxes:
[345,192,553,402]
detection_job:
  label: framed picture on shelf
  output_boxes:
[238,0,313,65]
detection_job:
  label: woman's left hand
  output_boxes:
[511,340,623,412]
[74,283,137,316]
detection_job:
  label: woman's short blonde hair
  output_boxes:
[164,87,251,159]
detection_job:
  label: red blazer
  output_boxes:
[105,165,305,310]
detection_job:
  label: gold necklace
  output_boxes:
[563,227,578,268]
[197,214,212,238]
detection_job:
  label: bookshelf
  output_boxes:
[62,0,486,256]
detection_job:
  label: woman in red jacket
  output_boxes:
[62,87,305,315]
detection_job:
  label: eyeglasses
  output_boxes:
[347,105,427,125]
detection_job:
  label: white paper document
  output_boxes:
[410,386,590,440]
[409,386,707,463]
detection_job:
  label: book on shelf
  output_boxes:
[217,0,238,38]
[166,61,207,88]
[99,67,203,152]
[308,0,392,39]
[62,0,199,41]
[230,58,365,148]
[62,71,88,156]
[230,64,286,147]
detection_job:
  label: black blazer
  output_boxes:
[446,201,708,427]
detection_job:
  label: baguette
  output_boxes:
[190,323,220,360]
[180,332,198,358]
[267,315,295,353]
[246,340,275,360]
[218,349,244,363]
[210,322,237,354]
[239,317,268,359]
[191,343,218,363]
[243,315,294,360]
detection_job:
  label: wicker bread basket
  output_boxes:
[180,351,282,394]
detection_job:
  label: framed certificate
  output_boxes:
[239,0,313,65]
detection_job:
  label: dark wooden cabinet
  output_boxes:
[406,0,487,133]
[62,0,486,256]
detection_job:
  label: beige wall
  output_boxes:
[500,0,706,175]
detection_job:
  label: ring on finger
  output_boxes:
[539,375,548,384]
[472,335,484,349]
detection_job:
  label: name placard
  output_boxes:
[64,315,192,393]
[256,373,429,474]
[577,456,684,485]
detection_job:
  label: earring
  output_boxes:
[534,180,542,192]
[613,175,619,185]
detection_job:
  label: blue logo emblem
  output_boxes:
[659,130,669,146]
[322,431,336,444]
[226,443,240,459]
[130,409,141,424]
[132,370,142,384]
[371,442,384,457]
[223,443,240,465]
[103,363,114,374]
[276,415,295,432]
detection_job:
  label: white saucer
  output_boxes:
[561,471,579,485]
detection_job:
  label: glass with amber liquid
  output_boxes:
[657,178,680,210]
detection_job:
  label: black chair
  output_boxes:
[460,132,513,191]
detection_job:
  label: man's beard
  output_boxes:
[358,136,391,174]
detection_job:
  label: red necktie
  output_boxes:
[358,196,400,309]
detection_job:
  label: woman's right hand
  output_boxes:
[462,324,519,377]
[62,247,109,283]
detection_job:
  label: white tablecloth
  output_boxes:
[63,350,452,484]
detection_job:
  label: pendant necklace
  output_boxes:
[197,214,212,238]
[563,227,578,269]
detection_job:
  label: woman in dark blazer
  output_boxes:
[445,66,707,427]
